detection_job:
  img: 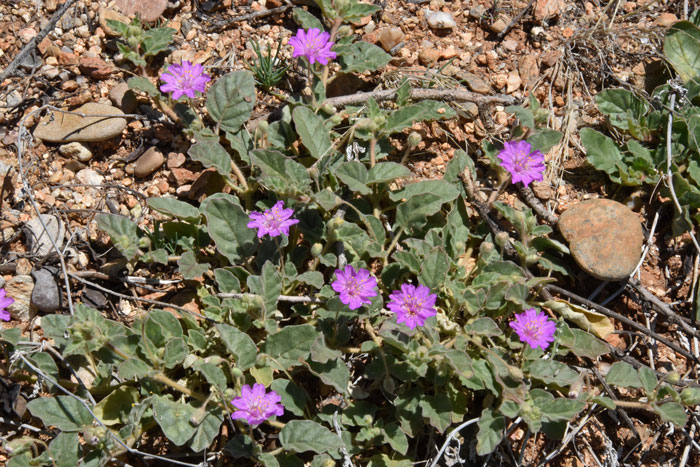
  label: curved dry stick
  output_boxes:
[323,87,519,108]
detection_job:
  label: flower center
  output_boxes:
[249,396,268,417]
[524,322,542,340]
[262,210,283,229]
[403,295,424,317]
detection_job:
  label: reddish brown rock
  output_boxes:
[558,199,643,281]
[115,0,168,22]
[79,56,114,79]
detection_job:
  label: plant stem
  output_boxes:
[369,138,377,168]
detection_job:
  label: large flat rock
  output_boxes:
[558,198,643,281]
[33,103,126,143]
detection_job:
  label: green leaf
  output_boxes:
[141,27,175,58]
[178,251,210,280]
[541,398,586,422]
[296,271,324,289]
[396,193,449,229]
[654,402,688,426]
[203,197,257,263]
[164,337,187,368]
[381,422,408,455]
[580,128,624,175]
[148,197,200,221]
[216,323,258,370]
[526,360,579,386]
[639,365,658,393]
[249,149,312,192]
[419,395,452,432]
[188,139,232,176]
[418,247,450,289]
[128,76,158,97]
[206,71,256,133]
[335,41,391,73]
[339,0,381,21]
[279,420,344,454]
[556,325,609,359]
[389,179,459,203]
[595,89,649,130]
[527,129,562,154]
[27,396,94,431]
[48,432,79,467]
[188,407,225,452]
[606,361,643,388]
[94,386,139,426]
[367,162,412,184]
[464,318,502,337]
[271,379,308,417]
[476,408,505,455]
[293,107,332,160]
[0,327,21,346]
[264,324,317,369]
[96,213,142,260]
[336,161,370,194]
[506,104,535,129]
[664,21,700,83]
[118,358,151,379]
[152,396,197,446]
[292,8,324,31]
[308,358,350,395]
[247,260,282,315]
[385,101,456,135]
[682,387,700,406]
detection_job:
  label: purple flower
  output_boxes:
[0,288,12,322]
[247,201,300,238]
[288,28,337,65]
[497,140,546,186]
[231,383,284,426]
[509,308,557,351]
[159,60,211,100]
[387,283,437,329]
[332,265,378,310]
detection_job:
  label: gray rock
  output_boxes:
[58,142,93,162]
[24,214,65,257]
[558,198,644,281]
[109,82,138,114]
[133,147,165,178]
[33,102,127,143]
[31,269,60,312]
[76,168,104,186]
[5,275,34,321]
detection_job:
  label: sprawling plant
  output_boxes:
[4,2,700,466]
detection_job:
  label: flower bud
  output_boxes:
[336,25,352,37]
[231,367,244,378]
[494,232,510,248]
[329,114,343,126]
[321,104,336,114]
[311,243,324,257]
[407,131,422,149]
[256,120,269,133]
[682,387,700,406]
[372,115,386,127]
[138,237,151,249]
[666,371,680,384]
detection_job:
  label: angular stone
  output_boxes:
[24,214,65,257]
[378,27,405,52]
[33,103,126,143]
[58,142,93,162]
[5,275,34,322]
[31,268,60,312]
[115,0,168,22]
[99,7,130,37]
[558,199,643,281]
[459,72,492,94]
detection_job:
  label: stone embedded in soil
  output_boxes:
[558,198,644,281]
[424,10,457,30]
[76,168,104,186]
[109,82,138,114]
[459,72,492,94]
[24,214,65,257]
[79,56,114,80]
[31,268,60,312]
[33,103,126,143]
[133,147,165,178]
[58,142,93,162]
[99,7,130,37]
[5,275,34,322]
[115,0,167,22]
[378,27,404,52]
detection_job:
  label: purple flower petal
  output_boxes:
[288,28,337,66]
[497,140,546,187]
[159,60,211,100]
[332,265,378,310]
[387,283,437,329]
[509,308,556,350]
[231,383,284,426]
[247,201,299,239]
